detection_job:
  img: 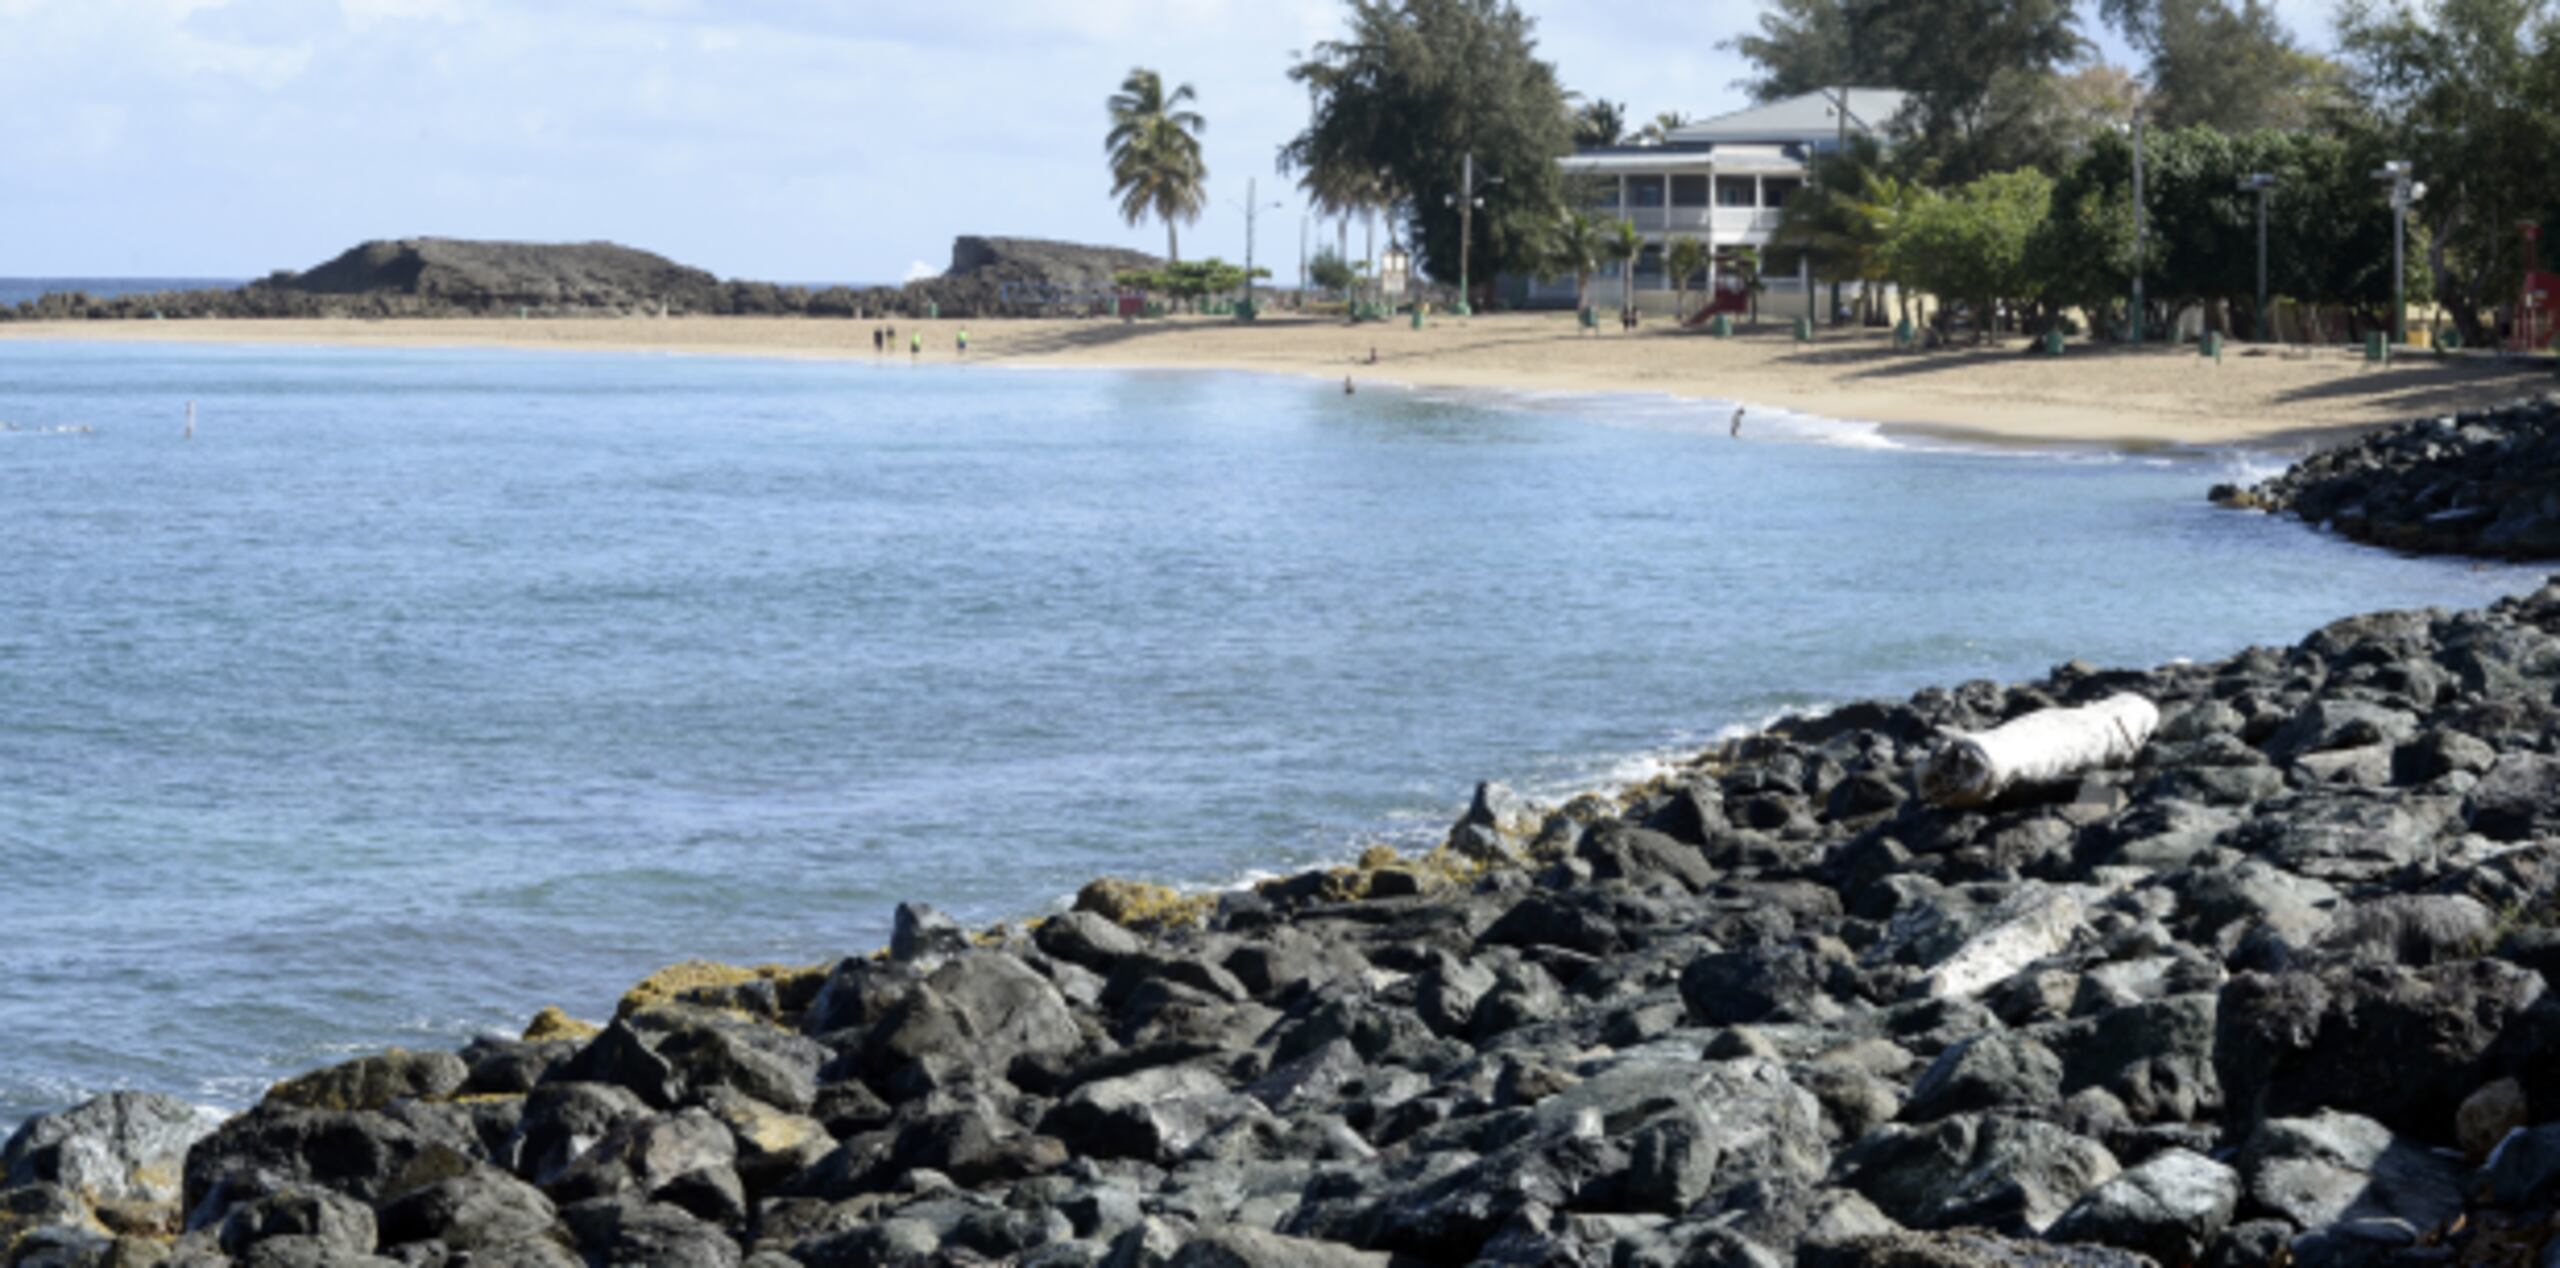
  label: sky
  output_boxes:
[0,0,2332,284]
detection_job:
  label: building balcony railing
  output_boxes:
[1598,208,1788,237]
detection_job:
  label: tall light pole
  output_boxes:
[1232,177,1282,317]
[2373,161,2422,346]
[1444,152,1501,315]
[2239,172,2276,342]
[1299,214,1309,306]
[2130,108,2147,344]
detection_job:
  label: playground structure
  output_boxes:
[1678,268,1755,328]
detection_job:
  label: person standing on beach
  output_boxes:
[872,327,884,354]
[910,332,923,360]
[957,328,970,355]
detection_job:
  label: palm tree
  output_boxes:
[1637,111,1692,145]
[1609,218,1646,323]
[1844,172,1925,325]
[1572,99,1628,148]
[1292,159,1391,306]
[1769,136,1923,324]
[1546,210,1608,316]
[1666,236,1706,322]
[1107,69,1207,263]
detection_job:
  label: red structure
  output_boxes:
[1681,270,1753,326]
[2517,222,2560,353]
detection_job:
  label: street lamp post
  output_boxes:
[1444,152,1500,316]
[2238,172,2276,342]
[2373,161,2423,346]
[1232,177,1283,317]
[2131,109,2146,344]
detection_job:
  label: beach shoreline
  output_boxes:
[8,312,2552,451]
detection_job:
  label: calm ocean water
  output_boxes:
[0,339,2541,1127]
[0,278,244,307]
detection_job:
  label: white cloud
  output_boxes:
[903,260,937,283]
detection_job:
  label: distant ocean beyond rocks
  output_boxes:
[0,236,1159,322]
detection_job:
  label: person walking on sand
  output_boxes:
[910,332,923,360]
[872,327,884,354]
[957,328,970,355]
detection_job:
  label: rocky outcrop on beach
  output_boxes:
[279,239,728,312]
[2214,394,2560,559]
[15,579,2560,1265]
[0,236,1161,324]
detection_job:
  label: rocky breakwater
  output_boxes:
[17,582,2560,1265]
[2213,394,2560,559]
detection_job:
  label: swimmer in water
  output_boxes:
[1344,376,1355,395]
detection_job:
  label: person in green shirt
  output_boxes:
[910,332,922,359]
[957,328,970,355]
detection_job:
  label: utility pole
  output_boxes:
[1299,214,1309,307]
[2239,172,2276,342]
[2131,109,2146,344]
[1445,153,1501,316]
[1235,177,1281,317]
[1456,153,1477,315]
[2374,161,2420,346]
[1831,85,1848,326]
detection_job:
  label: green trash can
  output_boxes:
[924,301,940,320]
[2043,328,2065,357]
[1452,300,1472,317]
[2437,327,2462,352]
[2365,332,2390,364]
[1579,306,1599,331]
[1894,318,1915,348]
[1410,306,1424,330]
[2200,331,2223,362]
[1793,317,1813,343]
[1713,314,1734,338]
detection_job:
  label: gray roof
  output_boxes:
[1666,89,1909,146]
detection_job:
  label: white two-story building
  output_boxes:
[1506,87,1906,317]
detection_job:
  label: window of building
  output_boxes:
[1715,176,1757,208]
[1626,175,1666,208]
[1761,178,1802,208]
[1634,245,1665,278]
[1670,175,1710,207]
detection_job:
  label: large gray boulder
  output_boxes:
[4,1091,211,1207]
[2047,1147,2238,1264]
[375,1166,559,1252]
[1040,1065,1257,1165]
[1902,1032,2063,1122]
[2236,1111,2463,1240]
[2215,958,2544,1144]
[1835,1113,2119,1235]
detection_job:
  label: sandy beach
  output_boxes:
[6,311,2551,449]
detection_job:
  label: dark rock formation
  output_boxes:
[15,578,2560,1263]
[0,234,1164,323]
[2213,395,2560,559]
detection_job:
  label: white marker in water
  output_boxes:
[185,400,195,440]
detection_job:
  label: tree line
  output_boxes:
[1103,0,2560,346]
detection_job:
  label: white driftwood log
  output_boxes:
[1919,693,2160,809]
